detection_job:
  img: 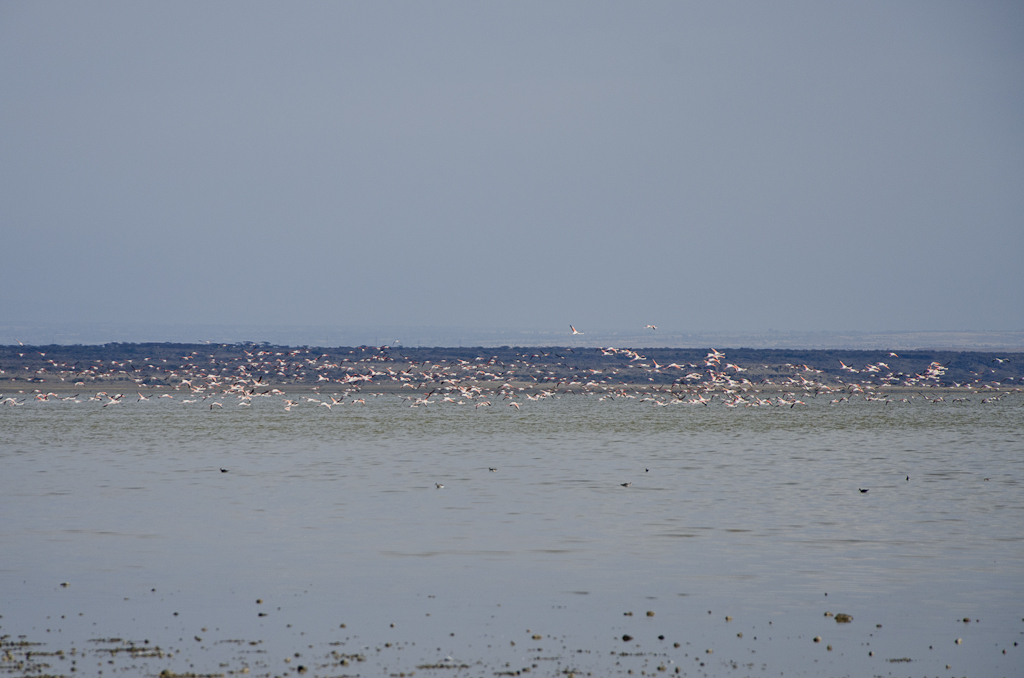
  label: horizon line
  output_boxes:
[2,325,1024,352]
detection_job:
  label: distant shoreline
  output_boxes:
[3,326,1024,351]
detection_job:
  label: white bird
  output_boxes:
[645,325,657,330]
[570,325,584,335]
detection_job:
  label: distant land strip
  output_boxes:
[2,326,1023,351]
[1,343,1021,396]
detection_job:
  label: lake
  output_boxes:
[2,393,1022,677]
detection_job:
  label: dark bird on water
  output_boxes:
[859,488,869,493]
[220,468,228,473]
[621,482,632,487]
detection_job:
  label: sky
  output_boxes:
[1,1,1022,345]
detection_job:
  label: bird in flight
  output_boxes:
[645,325,657,330]
[570,325,584,335]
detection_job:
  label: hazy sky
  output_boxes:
[2,2,1022,341]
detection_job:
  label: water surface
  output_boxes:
[2,394,1022,676]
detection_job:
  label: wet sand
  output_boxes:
[3,592,1020,678]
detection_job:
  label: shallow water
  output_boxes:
[2,394,1022,677]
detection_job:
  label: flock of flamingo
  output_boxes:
[1,325,1019,411]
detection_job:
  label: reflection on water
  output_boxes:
[1,395,1022,676]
